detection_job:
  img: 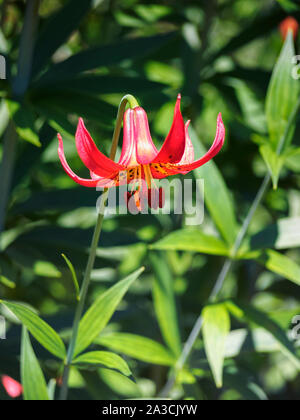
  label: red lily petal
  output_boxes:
[153,94,185,164]
[119,109,138,166]
[178,120,194,166]
[58,134,104,187]
[170,113,225,173]
[1,375,23,398]
[149,122,193,179]
[76,118,125,177]
[134,108,159,165]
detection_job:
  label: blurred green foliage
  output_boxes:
[0,0,300,400]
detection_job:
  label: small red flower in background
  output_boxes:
[58,94,225,211]
[279,16,299,40]
[1,375,23,398]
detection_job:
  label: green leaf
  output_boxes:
[73,351,131,376]
[285,147,300,173]
[61,254,80,301]
[6,100,41,147]
[21,328,49,401]
[259,143,285,189]
[32,0,94,77]
[203,6,284,69]
[256,249,300,286]
[149,252,181,356]
[266,32,300,151]
[34,91,115,126]
[225,328,284,358]
[99,368,141,398]
[190,125,238,245]
[226,300,300,370]
[97,333,176,366]
[1,300,66,359]
[0,275,16,289]
[202,303,231,388]
[151,229,229,256]
[36,32,176,85]
[247,217,300,251]
[34,260,61,278]
[74,267,144,357]
[276,0,300,12]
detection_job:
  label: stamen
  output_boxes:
[143,164,157,190]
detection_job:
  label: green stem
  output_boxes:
[59,94,139,401]
[160,96,300,398]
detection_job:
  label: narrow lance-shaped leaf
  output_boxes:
[74,267,144,357]
[32,0,94,77]
[21,328,49,401]
[202,303,231,388]
[150,252,181,356]
[226,300,300,370]
[61,254,80,301]
[97,333,176,366]
[190,125,238,245]
[73,351,131,377]
[6,100,41,147]
[247,217,300,251]
[255,249,300,287]
[151,229,229,256]
[266,31,299,151]
[1,300,66,360]
[35,32,176,85]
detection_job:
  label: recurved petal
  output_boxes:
[76,118,125,177]
[178,120,194,166]
[58,134,104,187]
[170,113,225,174]
[153,94,186,164]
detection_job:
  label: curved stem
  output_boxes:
[59,94,138,400]
[159,173,271,397]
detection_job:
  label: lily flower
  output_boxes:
[58,94,225,210]
[1,375,23,398]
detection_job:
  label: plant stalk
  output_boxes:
[160,96,300,398]
[59,94,138,400]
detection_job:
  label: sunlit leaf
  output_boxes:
[190,125,238,245]
[97,333,176,366]
[256,249,300,287]
[149,252,181,356]
[74,268,144,357]
[21,328,49,401]
[73,351,131,376]
[202,303,231,388]
[226,300,300,370]
[6,100,41,147]
[266,32,299,150]
[61,254,80,301]
[1,301,66,360]
[0,275,16,289]
[151,229,229,256]
[247,217,300,251]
